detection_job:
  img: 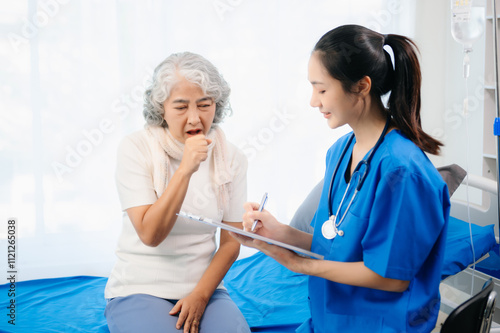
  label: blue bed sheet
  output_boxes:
[441,216,496,279]
[224,252,309,332]
[0,275,109,333]
[0,216,495,333]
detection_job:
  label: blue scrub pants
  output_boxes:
[105,289,250,333]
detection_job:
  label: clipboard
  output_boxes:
[177,211,324,260]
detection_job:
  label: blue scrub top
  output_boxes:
[297,130,450,333]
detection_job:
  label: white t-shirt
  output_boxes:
[105,129,248,300]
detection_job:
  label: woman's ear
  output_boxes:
[353,76,372,97]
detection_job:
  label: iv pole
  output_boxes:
[493,0,500,247]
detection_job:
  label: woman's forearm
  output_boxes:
[273,224,313,250]
[191,226,241,301]
[249,236,409,293]
[286,226,314,250]
[127,167,192,247]
[301,259,410,292]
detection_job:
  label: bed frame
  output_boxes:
[441,174,500,330]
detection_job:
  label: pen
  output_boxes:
[251,192,268,231]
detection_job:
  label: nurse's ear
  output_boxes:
[352,76,372,98]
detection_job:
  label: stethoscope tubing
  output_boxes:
[327,116,391,219]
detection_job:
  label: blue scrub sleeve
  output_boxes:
[362,167,449,281]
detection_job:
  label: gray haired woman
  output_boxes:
[104,52,250,333]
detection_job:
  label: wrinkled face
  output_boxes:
[163,77,216,143]
[308,52,358,129]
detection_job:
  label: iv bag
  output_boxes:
[451,0,485,51]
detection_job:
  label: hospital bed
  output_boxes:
[439,173,500,331]
[0,166,498,332]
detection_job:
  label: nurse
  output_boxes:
[231,25,450,332]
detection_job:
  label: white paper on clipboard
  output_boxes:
[177,211,324,260]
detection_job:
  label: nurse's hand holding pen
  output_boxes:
[231,202,314,274]
[242,202,284,239]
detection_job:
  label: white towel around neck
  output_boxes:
[145,124,232,214]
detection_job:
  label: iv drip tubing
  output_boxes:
[464,71,477,295]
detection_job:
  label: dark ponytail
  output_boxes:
[384,34,442,154]
[314,25,443,155]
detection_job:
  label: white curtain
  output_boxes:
[1,0,416,281]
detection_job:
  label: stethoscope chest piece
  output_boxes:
[321,216,344,239]
[322,218,337,239]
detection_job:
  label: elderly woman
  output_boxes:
[104,52,250,333]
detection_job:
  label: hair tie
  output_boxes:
[383,43,395,71]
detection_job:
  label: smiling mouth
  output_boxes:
[186,129,203,136]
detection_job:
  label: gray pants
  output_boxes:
[105,289,250,333]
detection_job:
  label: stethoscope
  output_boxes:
[321,116,391,239]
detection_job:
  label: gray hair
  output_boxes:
[143,52,232,127]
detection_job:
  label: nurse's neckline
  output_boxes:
[346,127,397,182]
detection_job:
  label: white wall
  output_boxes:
[1,0,419,281]
[414,0,487,205]
[7,0,487,280]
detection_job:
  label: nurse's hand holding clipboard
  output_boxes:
[233,201,410,293]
